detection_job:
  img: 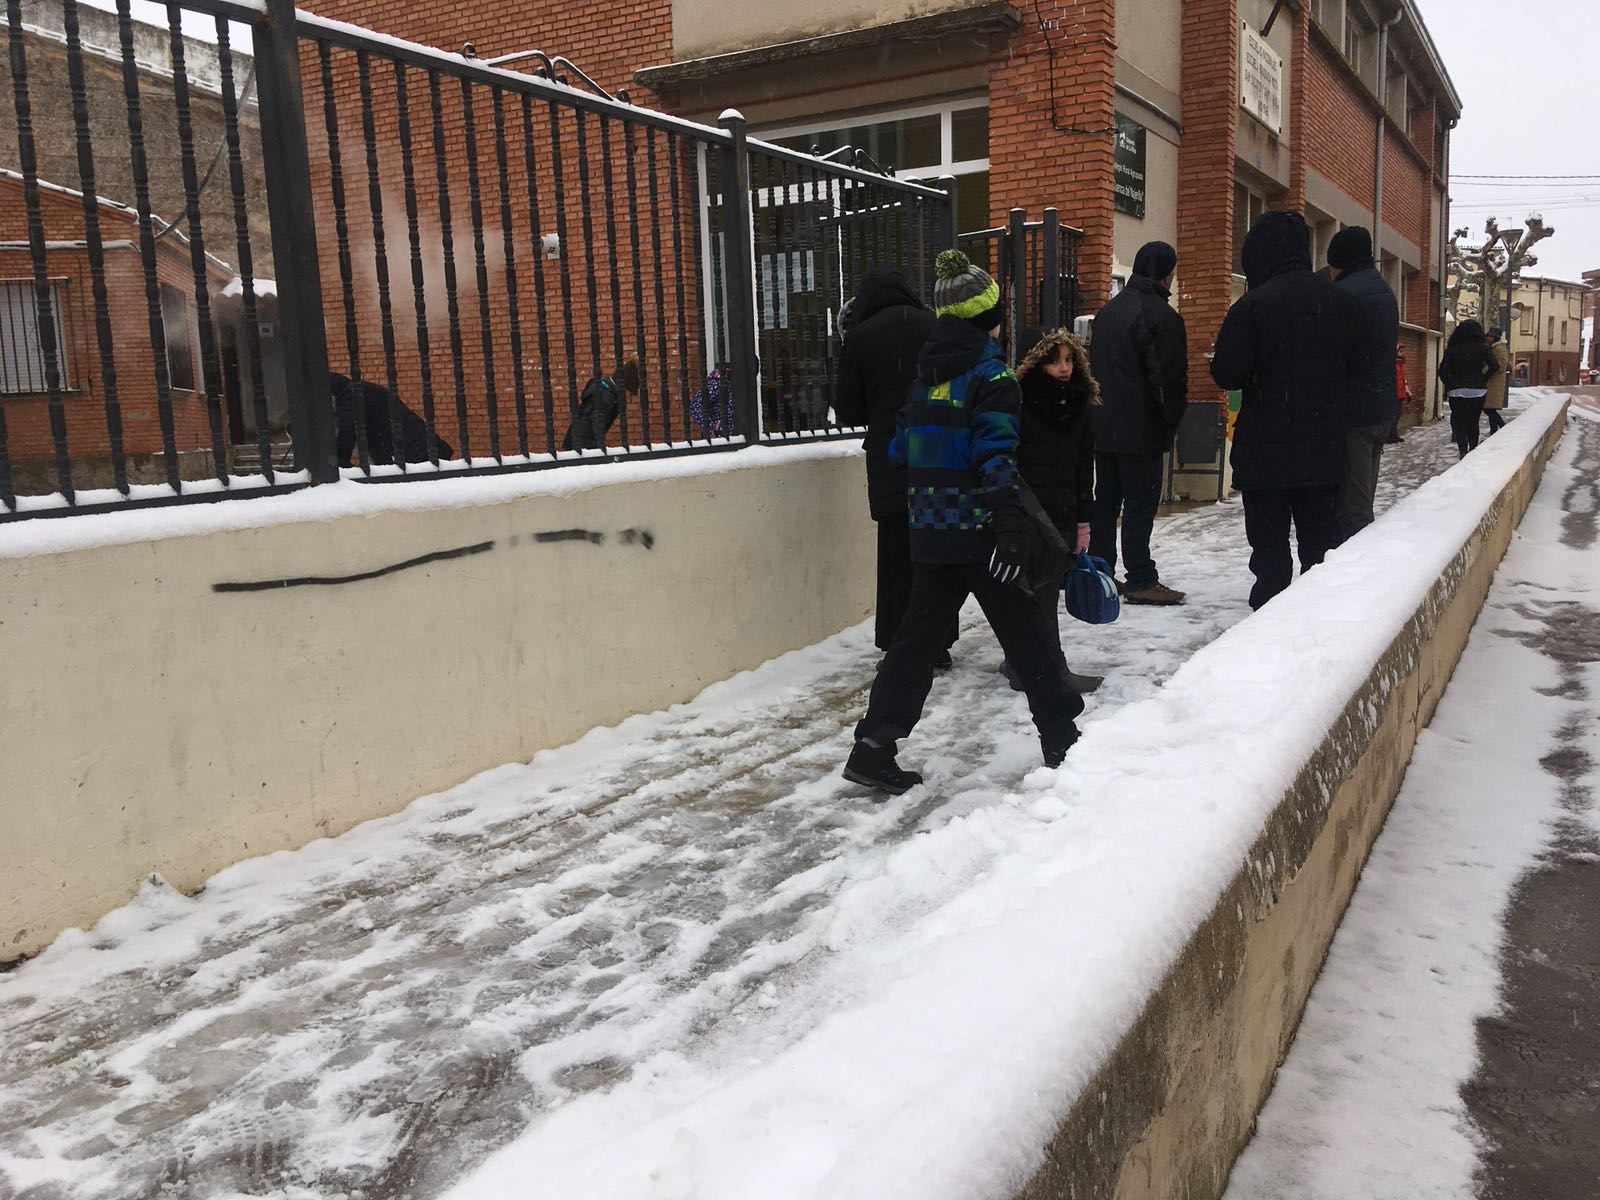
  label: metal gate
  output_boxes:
[957,207,1084,363]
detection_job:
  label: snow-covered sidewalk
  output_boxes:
[0,417,1464,1200]
[1223,396,1600,1200]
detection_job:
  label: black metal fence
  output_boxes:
[957,207,1084,364]
[0,0,953,520]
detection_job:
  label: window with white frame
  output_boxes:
[760,98,990,231]
[0,278,71,394]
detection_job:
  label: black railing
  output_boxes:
[958,207,1083,363]
[0,0,950,519]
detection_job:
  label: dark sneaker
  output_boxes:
[1064,669,1104,694]
[1041,723,1080,768]
[1125,582,1186,606]
[1004,660,1103,694]
[1114,577,1128,596]
[843,741,923,795]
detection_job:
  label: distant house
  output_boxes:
[1,6,283,493]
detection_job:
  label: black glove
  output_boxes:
[988,505,1028,586]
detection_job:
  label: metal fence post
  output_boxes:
[1041,207,1061,331]
[717,109,761,443]
[1007,207,1027,363]
[254,0,338,482]
[937,174,957,249]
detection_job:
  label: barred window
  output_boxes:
[0,279,71,394]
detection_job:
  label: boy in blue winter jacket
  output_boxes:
[842,250,1085,795]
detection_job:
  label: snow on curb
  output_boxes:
[446,394,1571,1199]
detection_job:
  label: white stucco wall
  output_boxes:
[1,449,875,960]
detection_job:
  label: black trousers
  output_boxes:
[1335,420,1390,546]
[856,561,1084,749]
[1089,452,1164,590]
[1449,396,1485,456]
[1485,407,1506,435]
[1241,487,1340,611]
[875,514,958,653]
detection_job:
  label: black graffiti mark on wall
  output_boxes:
[533,529,606,545]
[212,541,496,593]
[528,528,656,550]
[618,528,656,549]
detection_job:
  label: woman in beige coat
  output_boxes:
[1484,327,1510,435]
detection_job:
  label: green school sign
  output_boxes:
[1113,113,1147,219]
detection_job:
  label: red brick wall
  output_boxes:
[1304,37,1376,211]
[987,0,1116,308]
[1382,138,1428,252]
[1,179,216,472]
[1286,5,1308,211]
[1176,0,1237,404]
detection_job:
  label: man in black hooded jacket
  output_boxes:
[1087,241,1189,605]
[1326,226,1398,545]
[835,268,942,653]
[1212,210,1361,610]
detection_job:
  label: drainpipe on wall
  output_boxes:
[1372,7,1403,261]
[1435,114,1455,422]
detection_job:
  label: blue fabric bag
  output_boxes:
[1064,552,1120,625]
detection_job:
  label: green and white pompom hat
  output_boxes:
[932,248,1001,322]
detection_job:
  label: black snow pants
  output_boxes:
[855,561,1083,750]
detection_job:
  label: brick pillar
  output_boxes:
[1176,0,1238,403]
[988,0,1116,308]
[1286,3,1308,211]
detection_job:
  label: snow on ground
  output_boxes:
[0,403,1546,1200]
[1223,395,1600,1200]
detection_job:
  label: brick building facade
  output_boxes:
[299,0,1458,443]
[1,9,279,491]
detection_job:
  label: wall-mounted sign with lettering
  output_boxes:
[1113,113,1147,219]
[1240,21,1283,134]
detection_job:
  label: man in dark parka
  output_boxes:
[1326,225,1398,545]
[835,268,941,653]
[1087,241,1189,605]
[1211,211,1361,610]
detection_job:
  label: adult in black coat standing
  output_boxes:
[1326,226,1398,545]
[1087,241,1189,605]
[1211,210,1361,610]
[834,268,942,652]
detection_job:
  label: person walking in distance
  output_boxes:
[834,268,950,662]
[1483,326,1510,435]
[1389,339,1412,443]
[1211,211,1361,611]
[1325,226,1399,546]
[1087,241,1189,605]
[1439,319,1497,458]
[842,250,1085,795]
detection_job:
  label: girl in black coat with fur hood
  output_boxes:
[1004,327,1103,694]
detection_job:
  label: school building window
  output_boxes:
[0,278,71,394]
[1548,314,1555,346]
[761,99,990,231]
[160,283,196,392]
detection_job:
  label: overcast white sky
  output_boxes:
[1414,0,1595,281]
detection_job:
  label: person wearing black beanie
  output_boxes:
[1086,240,1190,605]
[1325,224,1399,546]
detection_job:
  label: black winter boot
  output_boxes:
[843,740,924,796]
[1040,723,1080,768]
